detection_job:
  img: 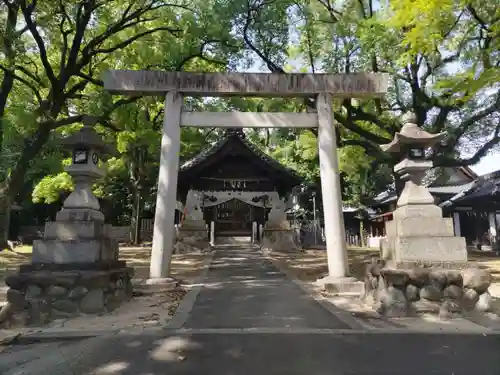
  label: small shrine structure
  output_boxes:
[175,128,302,251]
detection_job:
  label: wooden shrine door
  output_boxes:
[214,198,253,235]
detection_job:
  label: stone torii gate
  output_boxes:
[103,71,388,289]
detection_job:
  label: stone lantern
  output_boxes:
[56,116,113,222]
[33,116,119,263]
[379,112,467,268]
[361,113,493,319]
[2,117,133,327]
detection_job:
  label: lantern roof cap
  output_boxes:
[60,116,116,155]
[380,112,446,153]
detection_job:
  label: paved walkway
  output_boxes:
[181,247,351,330]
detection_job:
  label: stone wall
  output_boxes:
[108,226,131,243]
[1,265,134,328]
[18,223,154,244]
[364,259,493,318]
[18,226,44,243]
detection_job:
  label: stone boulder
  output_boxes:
[475,291,493,312]
[406,268,429,287]
[462,268,492,294]
[443,284,463,300]
[420,284,442,301]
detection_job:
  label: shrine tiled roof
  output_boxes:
[440,170,500,207]
[179,136,229,171]
[372,166,477,207]
[179,129,303,181]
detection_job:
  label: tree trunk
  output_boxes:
[0,4,20,249]
[0,126,51,249]
[130,188,142,245]
[0,2,20,150]
[359,219,365,248]
[0,185,12,250]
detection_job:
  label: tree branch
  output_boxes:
[175,39,234,70]
[92,26,182,55]
[75,71,103,87]
[62,0,95,82]
[20,0,58,88]
[437,121,500,167]
[0,64,43,104]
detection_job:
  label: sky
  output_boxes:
[470,152,500,176]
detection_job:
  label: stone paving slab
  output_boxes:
[182,248,352,330]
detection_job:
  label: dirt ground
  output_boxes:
[3,246,500,284]
[271,247,500,312]
[0,247,207,284]
[271,248,500,282]
[0,247,208,331]
[118,247,207,282]
[271,248,378,282]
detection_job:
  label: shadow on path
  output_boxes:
[182,247,350,330]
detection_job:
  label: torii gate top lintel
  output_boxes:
[102,70,388,98]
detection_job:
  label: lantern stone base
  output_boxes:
[363,259,493,318]
[174,225,209,254]
[380,205,468,268]
[32,221,119,264]
[0,262,134,328]
[380,236,468,268]
[262,228,301,253]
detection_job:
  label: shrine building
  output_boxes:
[176,128,303,240]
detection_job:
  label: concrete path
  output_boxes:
[180,247,351,330]
[2,328,500,374]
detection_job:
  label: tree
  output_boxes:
[236,0,499,191]
[0,0,242,248]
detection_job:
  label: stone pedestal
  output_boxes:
[32,221,119,264]
[3,262,133,327]
[174,220,209,253]
[262,228,301,253]
[317,276,365,296]
[380,204,468,269]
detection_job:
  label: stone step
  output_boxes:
[214,236,253,245]
[211,244,261,250]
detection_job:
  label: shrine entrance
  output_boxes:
[103,70,388,282]
[206,198,265,236]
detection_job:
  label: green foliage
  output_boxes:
[2,0,499,236]
[32,172,73,204]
